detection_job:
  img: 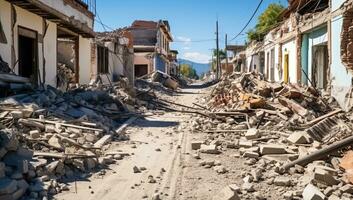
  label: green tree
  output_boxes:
[247,3,285,42]
[211,49,227,71]
[180,64,199,79]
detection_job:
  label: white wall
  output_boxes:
[282,39,297,83]
[78,36,91,84]
[331,15,353,111]
[38,0,94,29]
[0,0,11,66]
[0,1,57,86]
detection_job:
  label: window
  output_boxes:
[97,45,109,74]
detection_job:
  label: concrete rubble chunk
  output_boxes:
[245,128,260,140]
[302,184,325,200]
[48,135,64,150]
[260,144,287,155]
[212,185,240,200]
[200,144,221,154]
[314,168,339,186]
[287,131,311,144]
[274,177,291,186]
[191,141,203,150]
[0,178,17,195]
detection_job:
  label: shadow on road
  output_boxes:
[132,119,179,128]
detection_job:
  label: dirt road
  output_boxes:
[55,86,208,200]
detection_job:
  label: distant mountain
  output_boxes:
[178,59,211,76]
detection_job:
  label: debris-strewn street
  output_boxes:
[2,0,353,200]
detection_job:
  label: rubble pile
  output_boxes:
[0,84,142,200]
[188,72,353,199]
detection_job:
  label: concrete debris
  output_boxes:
[302,184,325,200]
[0,80,149,199]
[212,185,240,200]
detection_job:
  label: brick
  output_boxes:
[245,128,260,140]
[302,184,325,200]
[191,141,203,150]
[260,144,286,155]
[212,185,240,200]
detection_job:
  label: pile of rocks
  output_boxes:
[187,72,353,199]
[0,83,141,199]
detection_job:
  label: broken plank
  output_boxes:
[94,117,137,148]
[29,118,104,132]
[304,109,342,127]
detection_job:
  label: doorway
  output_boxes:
[270,48,275,82]
[312,44,328,89]
[18,27,38,85]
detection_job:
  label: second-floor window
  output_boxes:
[97,45,109,74]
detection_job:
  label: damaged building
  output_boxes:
[90,29,134,89]
[244,0,353,111]
[127,20,173,77]
[0,0,96,89]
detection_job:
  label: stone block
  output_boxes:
[200,145,221,154]
[191,141,203,150]
[212,185,240,200]
[287,131,311,144]
[274,177,291,186]
[0,178,17,195]
[314,168,339,186]
[302,184,325,200]
[260,144,286,155]
[245,128,260,140]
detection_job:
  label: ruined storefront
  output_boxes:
[0,0,95,88]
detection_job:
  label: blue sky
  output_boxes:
[95,0,288,63]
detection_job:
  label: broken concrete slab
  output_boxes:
[200,144,221,154]
[302,184,325,200]
[287,131,311,144]
[245,128,260,140]
[260,144,287,155]
[314,168,339,186]
[212,185,240,200]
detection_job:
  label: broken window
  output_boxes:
[0,18,7,44]
[97,45,109,74]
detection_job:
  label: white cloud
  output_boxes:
[182,52,211,64]
[176,36,191,44]
[183,46,191,50]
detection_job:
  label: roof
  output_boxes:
[226,45,246,52]
[280,0,329,19]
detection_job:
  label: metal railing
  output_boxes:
[76,0,96,15]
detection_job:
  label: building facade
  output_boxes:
[128,20,173,77]
[0,0,96,88]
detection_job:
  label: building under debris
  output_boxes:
[0,0,96,88]
[238,0,353,111]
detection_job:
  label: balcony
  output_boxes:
[76,0,96,16]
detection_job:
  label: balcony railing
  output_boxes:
[76,0,96,15]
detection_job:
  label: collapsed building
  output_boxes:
[0,0,96,89]
[237,0,353,112]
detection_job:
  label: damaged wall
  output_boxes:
[331,2,353,111]
[282,39,298,83]
[0,0,57,86]
[78,36,92,84]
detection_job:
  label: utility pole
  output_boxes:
[216,20,220,80]
[225,34,228,74]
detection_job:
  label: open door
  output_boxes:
[18,27,38,86]
[312,44,328,89]
[284,53,289,83]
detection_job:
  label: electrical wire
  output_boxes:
[230,0,264,42]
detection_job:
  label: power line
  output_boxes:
[173,39,215,43]
[230,0,264,42]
